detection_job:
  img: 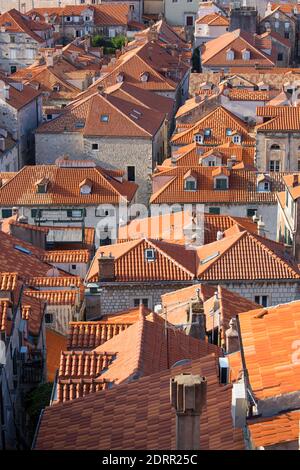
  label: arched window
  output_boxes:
[270,144,280,150]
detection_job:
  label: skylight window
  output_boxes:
[100,114,109,122]
[14,245,32,255]
[226,128,232,136]
[204,128,211,137]
[200,251,220,265]
[75,121,85,129]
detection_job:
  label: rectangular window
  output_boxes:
[254,295,268,307]
[269,160,280,172]
[92,143,98,150]
[186,16,194,26]
[67,209,83,218]
[45,313,53,324]
[185,180,196,191]
[215,178,228,190]
[71,264,77,270]
[247,208,257,218]
[9,48,17,59]
[31,209,38,218]
[2,209,12,218]
[127,166,135,182]
[209,207,220,215]
[134,298,149,308]
[277,53,283,61]
[10,36,15,43]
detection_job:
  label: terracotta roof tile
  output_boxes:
[87,238,195,283]
[196,13,229,26]
[0,74,41,110]
[67,320,134,350]
[41,250,90,264]
[201,29,277,67]
[35,353,244,450]
[45,329,68,381]
[171,106,254,146]
[21,293,45,337]
[24,290,78,306]
[233,300,300,400]
[0,272,18,291]
[27,276,82,288]
[151,167,287,205]
[256,106,300,132]
[0,164,137,206]
[0,299,12,335]
[248,411,300,448]
[0,9,52,44]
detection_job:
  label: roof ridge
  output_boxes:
[247,232,300,277]
[146,239,195,278]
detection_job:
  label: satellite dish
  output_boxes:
[46,267,60,277]
[0,340,6,366]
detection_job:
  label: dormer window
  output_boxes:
[226,49,234,61]
[53,84,60,92]
[194,133,203,144]
[145,248,155,261]
[79,178,92,195]
[100,114,109,123]
[116,72,124,83]
[35,178,49,194]
[215,178,228,190]
[213,168,229,190]
[140,72,149,82]
[232,133,242,144]
[184,170,197,191]
[242,49,250,61]
[257,175,271,192]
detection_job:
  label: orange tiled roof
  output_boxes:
[0,299,12,335]
[26,276,82,288]
[196,13,229,26]
[226,89,276,101]
[68,320,136,350]
[0,231,68,280]
[28,4,130,27]
[0,272,18,291]
[235,301,300,399]
[21,293,45,337]
[46,329,68,382]
[0,74,41,110]
[86,238,196,283]
[56,351,114,403]
[0,164,137,206]
[201,29,276,68]
[24,290,78,306]
[41,250,90,264]
[248,411,300,448]
[118,211,258,244]
[0,9,52,44]
[35,353,244,450]
[82,40,189,95]
[161,283,258,339]
[37,85,167,138]
[171,107,254,146]
[166,142,255,168]
[256,106,300,132]
[196,228,300,281]
[271,3,300,15]
[150,167,287,205]
[64,312,220,402]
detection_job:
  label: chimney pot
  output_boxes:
[98,254,115,282]
[225,317,239,353]
[170,373,207,450]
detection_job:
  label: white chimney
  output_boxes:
[216,230,224,240]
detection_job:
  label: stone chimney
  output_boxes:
[225,317,239,354]
[185,297,206,341]
[46,51,54,68]
[3,85,10,100]
[98,253,115,282]
[170,373,207,450]
[216,230,223,241]
[148,26,159,43]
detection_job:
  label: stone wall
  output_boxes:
[94,282,193,316]
[256,132,300,173]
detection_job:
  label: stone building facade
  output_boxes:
[35,125,167,206]
[255,132,300,173]
[260,6,297,60]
